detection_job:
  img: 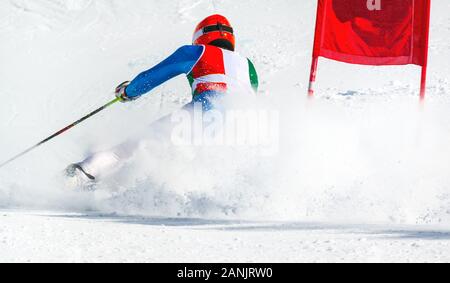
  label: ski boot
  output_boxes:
[64,163,97,191]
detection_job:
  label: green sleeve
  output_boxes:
[187,73,195,95]
[248,59,259,92]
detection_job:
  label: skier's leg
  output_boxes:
[67,113,174,180]
[67,92,218,181]
[66,139,138,180]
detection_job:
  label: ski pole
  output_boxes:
[0,97,122,169]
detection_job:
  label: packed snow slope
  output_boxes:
[3,210,450,263]
[1,0,450,263]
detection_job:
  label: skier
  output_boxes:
[66,14,259,183]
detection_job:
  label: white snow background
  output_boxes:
[0,0,450,262]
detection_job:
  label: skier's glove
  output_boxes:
[115,81,133,102]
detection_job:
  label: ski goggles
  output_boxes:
[202,23,234,35]
[194,23,234,42]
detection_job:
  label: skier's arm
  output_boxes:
[248,59,259,93]
[125,45,204,99]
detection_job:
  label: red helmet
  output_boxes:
[193,14,235,51]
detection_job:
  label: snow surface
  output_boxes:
[2,210,450,263]
[1,0,450,263]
